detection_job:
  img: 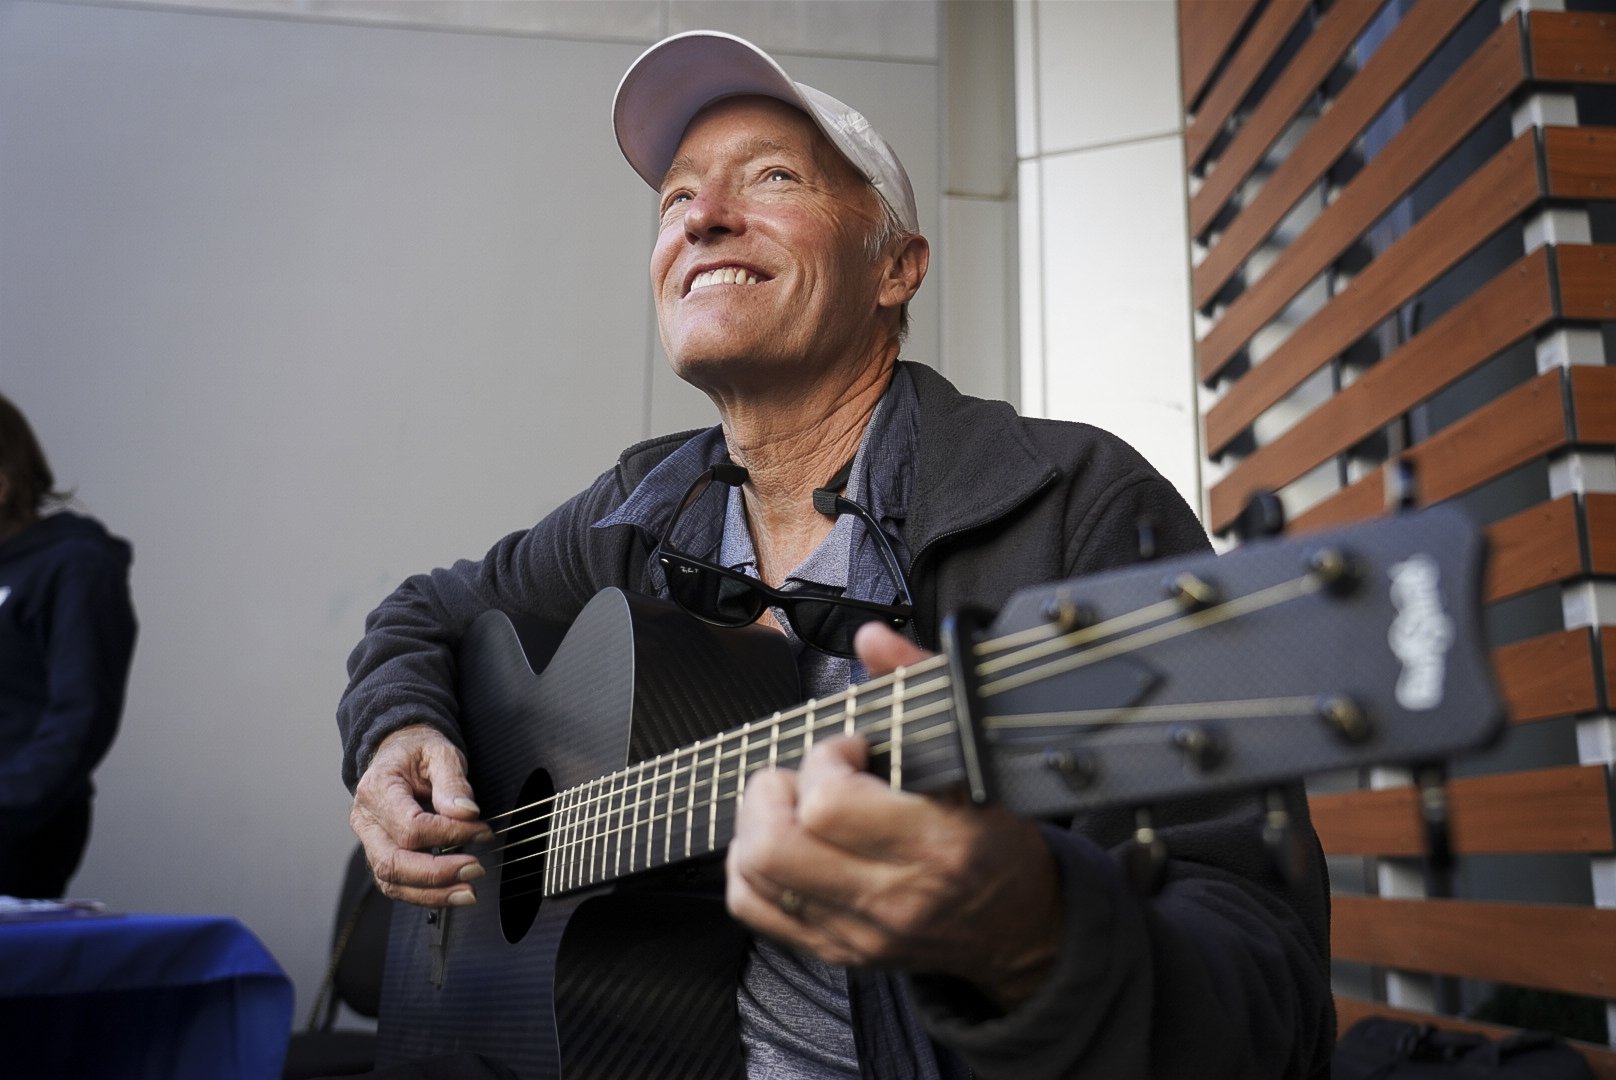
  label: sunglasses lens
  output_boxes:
[782,598,872,658]
[662,556,766,627]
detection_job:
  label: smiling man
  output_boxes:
[337,30,1333,1080]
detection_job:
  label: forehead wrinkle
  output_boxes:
[660,133,815,193]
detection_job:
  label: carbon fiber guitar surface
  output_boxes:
[377,589,800,1080]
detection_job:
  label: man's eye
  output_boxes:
[662,191,692,211]
[765,169,795,182]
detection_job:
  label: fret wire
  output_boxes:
[890,667,904,790]
[678,743,691,860]
[706,737,721,853]
[632,757,649,873]
[844,683,857,736]
[581,780,595,889]
[611,771,624,881]
[560,787,576,893]
[541,791,556,896]
[580,778,597,890]
[768,711,780,770]
[553,787,568,893]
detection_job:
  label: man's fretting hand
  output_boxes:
[725,622,1065,1011]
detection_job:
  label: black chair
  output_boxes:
[283,845,388,1079]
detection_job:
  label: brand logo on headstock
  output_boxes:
[1388,555,1454,710]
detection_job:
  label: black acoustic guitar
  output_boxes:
[376,505,1504,1079]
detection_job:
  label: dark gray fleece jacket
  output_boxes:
[337,362,1333,1079]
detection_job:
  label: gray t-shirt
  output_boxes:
[714,370,941,1080]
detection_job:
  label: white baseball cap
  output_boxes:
[612,30,919,234]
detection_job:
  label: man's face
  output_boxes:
[650,96,893,394]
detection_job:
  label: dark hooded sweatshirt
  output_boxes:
[0,511,136,836]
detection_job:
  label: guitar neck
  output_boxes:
[541,661,965,897]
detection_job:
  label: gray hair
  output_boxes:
[863,194,915,342]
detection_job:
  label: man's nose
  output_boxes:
[683,186,744,240]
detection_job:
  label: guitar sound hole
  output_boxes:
[498,768,554,944]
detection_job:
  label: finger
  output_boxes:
[854,622,930,676]
[794,737,938,855]
[352,806,486,908]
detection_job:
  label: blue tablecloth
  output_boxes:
[0,910,293,1079]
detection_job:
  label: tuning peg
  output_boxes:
[1315,694,1372,744]
[1234,490,1286,541]
[1123,809,1168,895]
[1262,788,1312,887]
[1043,747,1098,791]
[1414,764,1454,875]
[1039,590,1093,634]
[1165,572,1220,611]
[1307,547,1362,596]
[1170,723,1225,772]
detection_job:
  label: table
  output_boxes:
[0,908,293,1079]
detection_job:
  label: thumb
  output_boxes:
[420,738,480,820]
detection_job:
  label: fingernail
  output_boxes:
[448,889,477,907]
[476,828,495,844]
[452,797,480,814]
[457,862,486,883]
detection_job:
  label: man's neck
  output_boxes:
[718,361,895,586]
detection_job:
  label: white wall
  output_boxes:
[1014,0,1204,514]
[0,0,948,1023]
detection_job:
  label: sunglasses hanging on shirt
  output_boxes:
[652,461,914,658]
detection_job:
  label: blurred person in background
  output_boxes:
[0,392,136,899]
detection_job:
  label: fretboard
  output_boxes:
[539,661,966,897]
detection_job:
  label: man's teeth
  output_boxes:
[690,268,761,291]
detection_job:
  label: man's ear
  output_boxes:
[878,234,930,310]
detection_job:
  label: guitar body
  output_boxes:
[377,589,801,1080]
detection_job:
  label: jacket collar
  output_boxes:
[902,361,1060,560]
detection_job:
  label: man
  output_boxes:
[338,30,1333,1079]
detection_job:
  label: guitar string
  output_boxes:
[469,568,1330,897]
[471,569,1325,885]
[514,570,1324,864]
[492,684,1333,900]
[466,588,1182,841]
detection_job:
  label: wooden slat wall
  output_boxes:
[1179,0,1616,1065]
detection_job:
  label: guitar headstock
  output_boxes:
[974,505,1503,821]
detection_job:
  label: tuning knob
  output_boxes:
[1043,747,1098,791]
[1307,547,1362,596]
[1040,591,1093,634]
[1170,723,1226,771]
[1166,572,1220,611]
[1123,809,1168,895]
[1262,788,1312,887]
[1316,694,1372,744]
